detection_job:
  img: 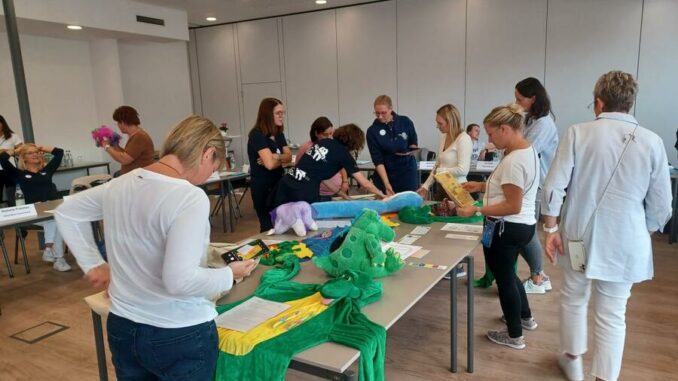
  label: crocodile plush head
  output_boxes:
[313,209,405,278]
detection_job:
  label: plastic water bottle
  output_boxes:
[15,185,25,206]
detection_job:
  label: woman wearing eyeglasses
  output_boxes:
[366,95,419,196]
[247,98,292,232]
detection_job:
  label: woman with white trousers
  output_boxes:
[542,71,672,381]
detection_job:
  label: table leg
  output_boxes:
[226,180,236,233]
[15,227,30,274]
[0,232,14,278]
[450,263,458,373]
[220,180,227,233]
[91,311,108,381]
[465,255,474,373]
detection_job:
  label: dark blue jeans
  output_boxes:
[107,313,219,381]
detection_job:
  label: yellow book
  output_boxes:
[433,172,475,207]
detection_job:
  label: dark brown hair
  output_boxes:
[0,114,14,140]
[465,123,479,133]
[112,106,141,125]
[309,117,333,142]
[333,123,365,154]
[515,77,552,120]
[251,97,283,137]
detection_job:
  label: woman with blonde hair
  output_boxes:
[56,115,258,380]
[0,144,71,271]
[417,104,472,200]
[458,104,540,350]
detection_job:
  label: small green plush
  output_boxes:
[313,209,405,278]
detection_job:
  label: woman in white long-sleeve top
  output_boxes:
[542,71,672,381]
[417,104,472,200]
[55,116,258,381]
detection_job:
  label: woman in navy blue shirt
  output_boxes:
[247,98,292,232]
[366,95,419,195]
[273,124,385,206]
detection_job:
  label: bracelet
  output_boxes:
[542,224,559,234]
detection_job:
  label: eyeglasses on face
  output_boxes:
[274,111,286,116]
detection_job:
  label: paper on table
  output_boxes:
[440,223,483,234]
[445,233,479,241]
[315,220,352,228]
[215,296,290,332]
[382,242,422,260]
[0,204,37,222]
[410,249,430,259]
[419,161,436,170]
[398,234,421,245]
[475,161,498,171]
[207,171,221,181]
[410,226,431,235]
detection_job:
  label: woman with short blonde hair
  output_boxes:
[56,115,258,380]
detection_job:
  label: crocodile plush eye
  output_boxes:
[341,248,352,258]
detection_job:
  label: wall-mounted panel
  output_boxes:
[545,0,642,134]
[635,0,678,166]
[282,10,339,146]
[466,0,547,134]
[237,18,281,84]
[397,0,466,153]
[337,1,397,139]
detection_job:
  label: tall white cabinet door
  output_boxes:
[635,0,678,166]
[237,18,282,84]
[195,25,243,165]
[396,0,466,154]
[336,1,397,137]
[241,82,284,164]
[545,0,642,134]
[282,10,339,147]
[465,0,547,132]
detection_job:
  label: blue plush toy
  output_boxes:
[311,191,424,220]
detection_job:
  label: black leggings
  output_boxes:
[250,177,279,232]
[482,219,535,338]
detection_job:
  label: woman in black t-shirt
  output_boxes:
[0,144,71,272]
[272,124,385,207]
[247,98,292,232]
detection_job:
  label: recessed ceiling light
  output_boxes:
[206,17,217,22]
[315,0,327,4]
[67,25,82,30]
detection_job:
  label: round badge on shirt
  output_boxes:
[25,174,32,179]
[400,132,408,140]
[379,129,386,136]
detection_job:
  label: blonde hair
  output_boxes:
[18,143,46,170]
[483,103,525,131]
[161,115,226,171]
[373,95,393,108]
[436,104,462,142]
[593,70,637,113]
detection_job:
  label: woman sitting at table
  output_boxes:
[0,144,71,271]
[273,124,385,207]
[295,117,350,201]
[417,104,472,200]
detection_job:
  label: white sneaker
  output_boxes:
[558,352,584,381]
[523,279,546,294]
[42,248,56,263]
[542,275,553,291]
[53,258,72,272]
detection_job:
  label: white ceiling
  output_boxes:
[135,0,383,27]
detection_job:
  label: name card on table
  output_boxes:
[419,161,436,170]
[0,204,37,222]
[475,161,498,171]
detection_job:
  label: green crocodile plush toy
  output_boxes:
[313,209,405,278]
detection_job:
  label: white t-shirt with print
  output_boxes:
[483,147,539,224]
[0,133,23,170]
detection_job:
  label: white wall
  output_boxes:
[190,0,678,165]
[118,40,194,146]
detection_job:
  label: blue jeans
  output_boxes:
[107,313,219,381]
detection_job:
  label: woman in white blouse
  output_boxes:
[56,116,258,380]
[417,104,472,200]
[543,71,672,381]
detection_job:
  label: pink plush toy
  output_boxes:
[268,201,318,237]
[91,126,122,147]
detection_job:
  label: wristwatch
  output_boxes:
[542,224,559,234]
